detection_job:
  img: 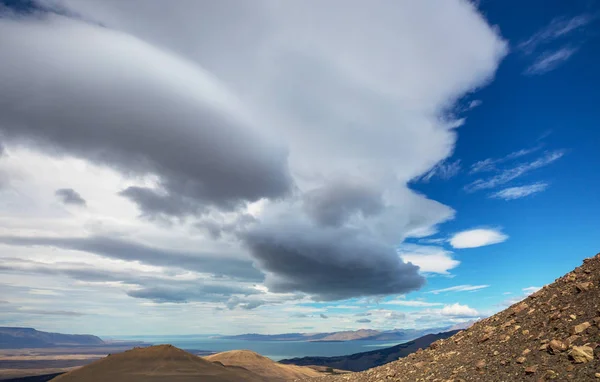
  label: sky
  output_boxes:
[0,0,599,336]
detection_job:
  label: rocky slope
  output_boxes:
[299,252,600,381]
[280,331,459,372]
[205,350,322,381]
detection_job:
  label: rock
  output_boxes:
[513,302,529,314]
[524,365,538,374]
[522,348,531,355]
[478,334,491,343]
[544,370,558,379]
[548,339,567,354]
[568,345,593,363]
[576,282,592,292]
[569,314,577,320]
[475,360,486,370]
[595,372,600,378]
[516,356,526,364]
[522,329,530,336]
[572,322,591,334]
[539,344,548,351]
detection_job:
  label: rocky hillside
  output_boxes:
[300,252,600,381]
[281,331,459,372]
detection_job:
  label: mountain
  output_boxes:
[299,252,600,381]
[280,330,459,372]
[0,328,104,349]
[218,327,451,342]
[205,350,322,381]
[51,345,266,382]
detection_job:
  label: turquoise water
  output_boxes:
[107,335,406,361]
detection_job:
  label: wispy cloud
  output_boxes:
[518,14,594,75]
[385,299,443,307]
[428,284,490,294]
[470,145,542,174]
[465,150,564,192]
[418,159,461,182]
[524,47,578,75]
[449,228,508,249]
[500,286,542,306]
[518,14,593,54]
[489,182,548,200]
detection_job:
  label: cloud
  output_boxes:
[522,286,541,295]
[467,99,482,110]
[127,284,260,304]
[0,235,264,281]
[385,299,443,307]
[449,228,507,249]
[241,221,425,300]
[428,284,490,294]
[302,178,383,227]
[517,14,594,76]
[518,14,593,54]
[418,159,461,183]
[14,309,85,316]
[55,188,86,206]
[500,286,542,307]
[397,244,460,275]
[356,318,371,323]
[0,0,507,318]
[465,150,564,192]
[470,146,542,174]
[524,47,578,75]
[440,303,479,317]
[0,14,293,218]
[320,314,328,319]
[489,182,548,200]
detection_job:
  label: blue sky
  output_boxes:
[0,0,598,335]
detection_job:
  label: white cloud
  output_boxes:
[470,145,542,174]
[398,244,460,274]
[428,284,490,294]
[465,150,564,192]
[440,303,479,317]
[384,299,443,307]
[522,286,541,295]
[418,159,461,182]
[489,182,548,200]
[524,47,578,75]
[518,14,593,54]
[449,228,508,249]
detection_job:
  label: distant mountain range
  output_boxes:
[279,330,460,371]
[0,327,105,349]
[218,326,458,342]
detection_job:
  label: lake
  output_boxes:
[107,335,408,361]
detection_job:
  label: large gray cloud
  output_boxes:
[0,235,263,281]
[241,222,425,301]
[0,13,292,218]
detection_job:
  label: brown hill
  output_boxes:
[299,252,600,381]
[50,345,266,382]
[205,350,322,381]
